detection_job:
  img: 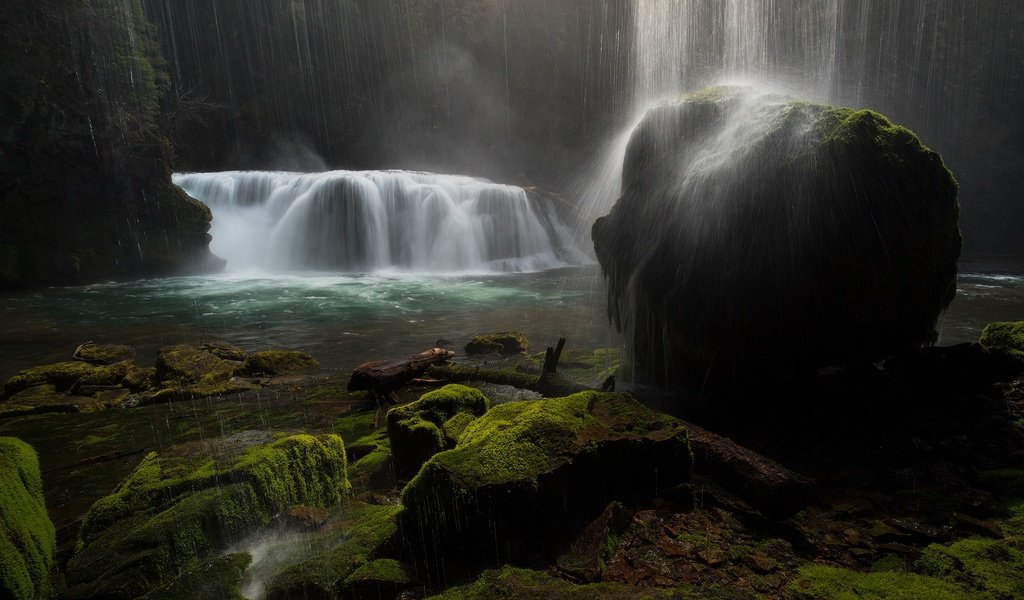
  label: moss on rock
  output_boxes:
[245,350,320,376]
[67,432,349,599]
[400,392,691,580]
[465,332,529,356]
[140,552,251,600]
[155,344,244,385]
[265,501,403,599]
[387,384,490,476]
[73,343,136,365]
[3,361,106,396]
[343,558,415,598]
[425,565,693,599]
[0,437,56,600]
[980,321,1024,355]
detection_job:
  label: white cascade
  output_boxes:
[173,170,581,273]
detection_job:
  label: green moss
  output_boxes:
[442,412,478,445]
[790,564,968,599]
[332,410,378,445]
[425,566,693,599]
[68,433,349,598]
[3,361,103,396]
[123,366,157,392]
[73,344,135,365]
[344,557,414,586]
[980,322,1024,354]
[266,502,402,597]
[387,384,490,476]
[154,344,243,385]
[245,350,320,376]
[140,552,250,600]
[465,331,529,355]
[0,437,55,600]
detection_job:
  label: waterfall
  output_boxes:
[574,0,843,231]
[173,170,581,273]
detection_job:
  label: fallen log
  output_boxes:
[347,348,455,392]
[683,422,814,519]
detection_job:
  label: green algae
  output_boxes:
[0,437,55,600]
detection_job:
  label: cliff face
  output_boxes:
[593,87,962,385]
[0,0,220,290]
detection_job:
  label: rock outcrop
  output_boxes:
[593,86,961,385]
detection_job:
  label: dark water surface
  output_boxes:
[1,264,1022,383]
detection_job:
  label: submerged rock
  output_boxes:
[386,384,490,476]
[400,391,691,579]
[0,437,56,600]
[593,86,961,385]
[66,432,349,599]
[465,331,530,356]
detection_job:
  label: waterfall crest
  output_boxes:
[173,170,580,273]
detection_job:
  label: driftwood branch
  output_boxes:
[542,337,566,375]
[347,348,455,392]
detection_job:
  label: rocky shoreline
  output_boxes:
[1,324,1023,598]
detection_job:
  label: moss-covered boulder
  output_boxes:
[980,321,1024,356]
[465,331,529,356]
[386,384,490,476]
[400,392,691,579]
[1,360,142,417]
[66,432,349,599]
[264,501,407,599]
[73,343,136,365]
[245,350,320,376]
[593,86,961,385]
[0,437,56,600]
[155,344,245,385]
[333,410,394,489]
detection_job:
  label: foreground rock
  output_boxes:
[66,432,349,599]
[593,86,961,384]
[0,437,56,600]
[400,391,692,581]
[980,321,1024,356]
[386,384,490,476]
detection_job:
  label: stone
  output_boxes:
[386,384,489,476]
[400,391,691,582]
[464,331,529,356]
[0,437,56,600]
[72,343,136,365]
[593,86,961,385]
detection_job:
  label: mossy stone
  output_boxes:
[0,437,56,600]
[245,350,320,376]
[386,384,490,476]
[343,558,415,599]
[154,344,243,385]
[67,433,349,599]
[425,565,693,599]
[400,392,691,580]
[3,361,105,396]
[140,552,251,600]
[465,332,529,356]
[980,321,1024,355]
[73,344,136,365]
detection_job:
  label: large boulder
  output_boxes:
[592,86,961,384]
[66,432,349,599]
[400,391,691,581]
[0,437,56,600]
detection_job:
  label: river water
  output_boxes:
[1,262,1022,383]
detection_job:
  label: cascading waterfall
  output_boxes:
[173,170,581,273]
[574,0,843,230]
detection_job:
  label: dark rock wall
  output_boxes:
[0,0,219,290]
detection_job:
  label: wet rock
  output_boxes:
[199,341,248,362]
[400,391,691,581]
[593,86,960,384]
[245,349,320,376]
[3,361,106,396]
[0,437,55,600]
[980,321,1024,355]
[686,422,813,518]
[464,331,529,356]
[557,501,632,583]
[72,343,135,365]
[342,558,415,600]
[427,565,692,599]
[67,433,350,599]
[154,344,243,385]
[386,384,489,476]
